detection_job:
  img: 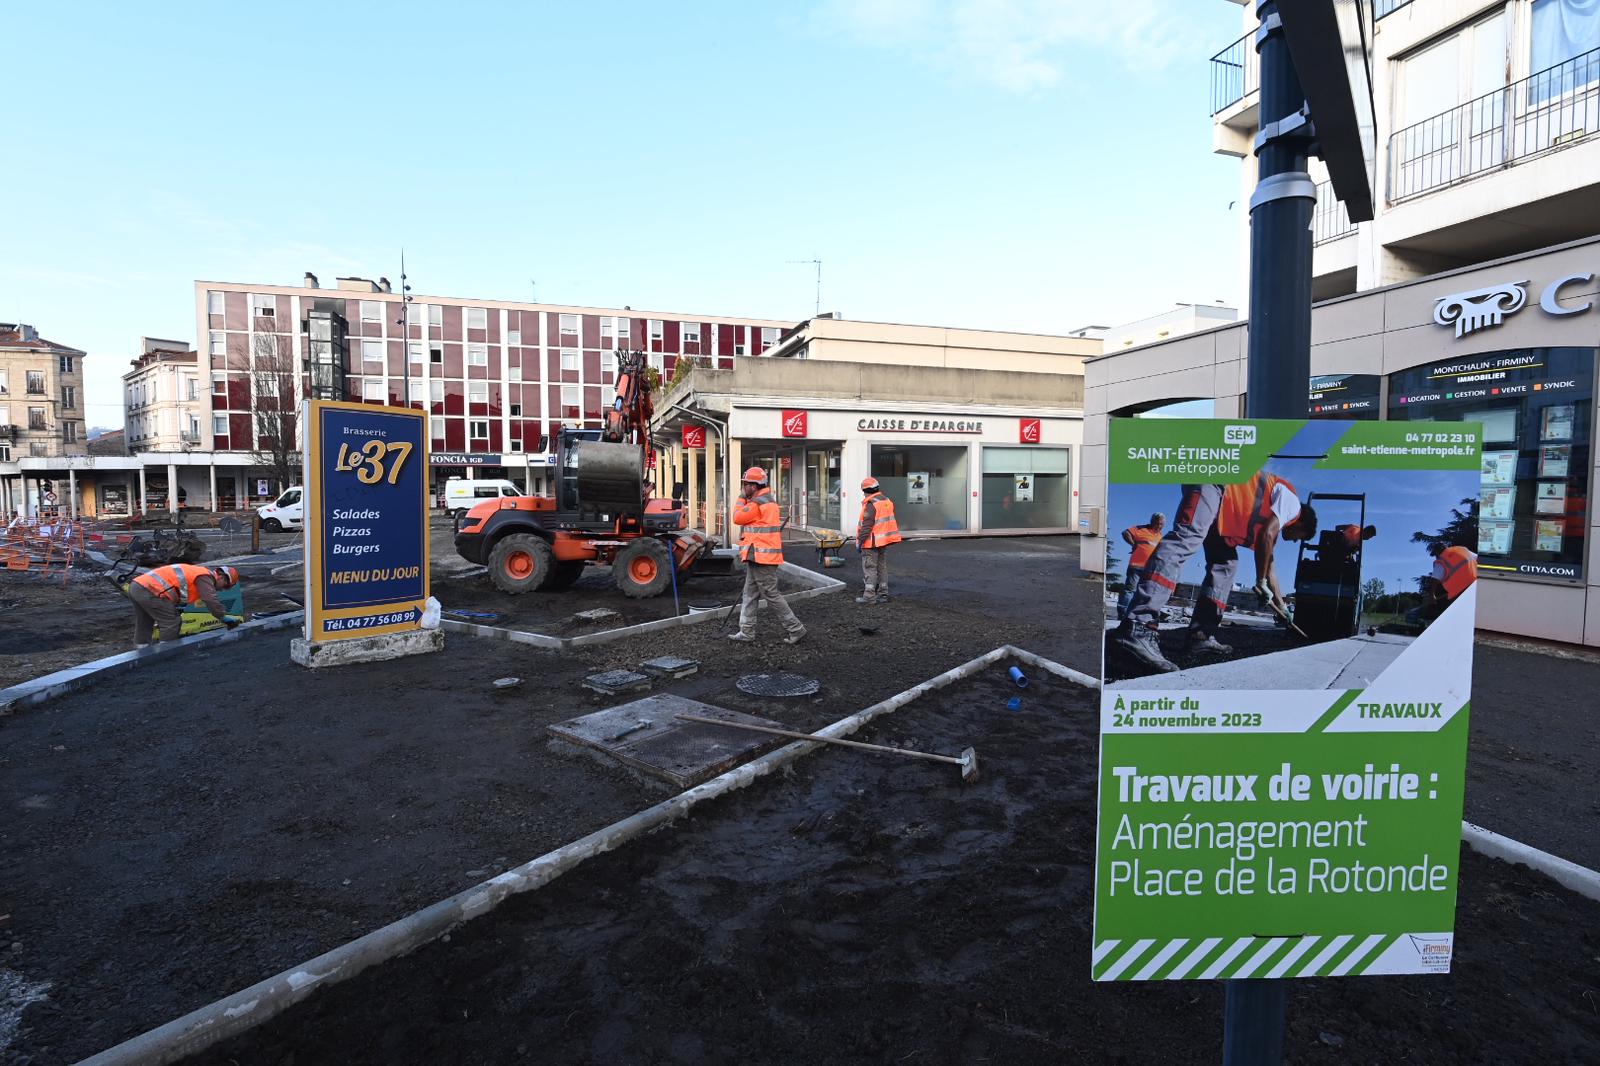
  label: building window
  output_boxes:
[407,304,426,326]
[681,322,700,344]
[0,444,9,462]
[430,416,445,440]
[616,318,630,342]
[61,385,76,410]
[207,290,224,315]
[29,442,47,457]
[26,371,45,395]
[250,293,277,319]
[508,328,521,346]
[648,319,664,341]
[600,351,616,378]
[60,354,74,374]
[870,444,971,532]
[981,447,1071,530]
[210,331,226,356]
[213,375,227,395]
[362,339,383,364]
[186,377,198,400]
[0,369,7,393]
[63,422,79,443]
[509,439,524,453]
[1530,0,1600,103]
[469,419,489,438]
[601,316,614,339]
[561,349,580,372]
[430,346,443,364]
[735,343,746,356]
[429,379,444,403]
[648,352,664,374]
[761,327,779,351]
[559,313,578,339]
[214,414,228,435]
[29,407,47,430]
[561,385,580,419]
[469,382,489,404]
[468,344,488,366]
[509,402,522,417]
[428,305,443,328]
[408,342,423,364]
[467,307,488,330]
[363,380,385,402]
[360,300,382,323]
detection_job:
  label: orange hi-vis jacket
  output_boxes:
[1436,545,1478,599]
[858,493,902,549]
[133,563,213,606]
[1217,472,1295,550]
[1123,524,1162,569]
[736,491,784,565]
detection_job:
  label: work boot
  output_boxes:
[726,632,756,643]
[784,628,807,645]
[1186,633,1233,655]
[1113,622,1178,673]
[875,593,891,603]
[855,594,877,605]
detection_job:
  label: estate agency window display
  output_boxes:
[1387,347,1593,580]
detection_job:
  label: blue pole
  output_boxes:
[668,542,682,617]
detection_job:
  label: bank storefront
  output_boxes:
[1082,236,1600,646]
[726,407,1082,536]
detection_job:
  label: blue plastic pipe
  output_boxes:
[1008,666,1028,689]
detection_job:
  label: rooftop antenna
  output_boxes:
[530,279,537,304]
[787,258,822,316]
[397,250,414,406]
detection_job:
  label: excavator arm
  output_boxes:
[602,349,655,467]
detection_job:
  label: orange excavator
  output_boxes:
[453,349,712,597]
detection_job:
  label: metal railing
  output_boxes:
[1210,32,1258,115]
[1313,181,1358,245]
[1389,46,1600,202]
[1376,0,1415,19]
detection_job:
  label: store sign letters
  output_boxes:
[857,417,984,434]
[1433,273,1593,338]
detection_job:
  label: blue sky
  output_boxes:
[1108,420,1480,596]
[1,0,1246,429]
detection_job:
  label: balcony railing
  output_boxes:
[1389,46,1600,202]
[1210,32,1258,115]
[1313,181,1358,245]
[1375,0,1415,19]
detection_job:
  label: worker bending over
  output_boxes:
[1116,512,1165,618]
[855,476,902,604]
[130,563,241,647]
[1115,471,1317,672]
[728,466,806,645]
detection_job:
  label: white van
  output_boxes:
[257,486,303,531]
[444,477,523,518]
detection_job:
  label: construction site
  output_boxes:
[1,511,1598,1064]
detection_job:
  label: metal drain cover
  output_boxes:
[736,673,820,698]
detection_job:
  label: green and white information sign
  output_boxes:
[1095,418,1481,981]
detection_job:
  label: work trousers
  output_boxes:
[738,562,804,638]
[861,547,890,596]
[129,583,183,645]
[1116,564,1145,618]
[1126,484,1239,636]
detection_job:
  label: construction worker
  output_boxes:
[129,563,241,647]
[1116,512,1166,618]
[855,476,902,604]
[1423,544,1477,619]
[1114,471,1317,672]
[728,466,805,645]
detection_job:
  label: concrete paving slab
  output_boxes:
[581,669,652,696]
[639,655,699,679]
[1110,634,1412,691]
[547,694,786,788]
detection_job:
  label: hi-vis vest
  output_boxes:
[861,493,902,549]
[133,563,211,606]
[1217,472,1295,549]
[736,492,784,565]
[1435,545,1477,599]
[1124,525,1161,569]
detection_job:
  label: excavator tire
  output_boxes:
[488,534,555,594]
[614,538,672,599]
[544,561,586,590]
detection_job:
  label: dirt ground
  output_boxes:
[194,670,1600,1066]
[3,534,1597,1063]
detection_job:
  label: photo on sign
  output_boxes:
[906,472,930,505]
[1538,444,1570,478]
[1095,418,1481,984]
[1013,474,1034,503]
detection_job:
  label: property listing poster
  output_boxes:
[1093,418,1481,981]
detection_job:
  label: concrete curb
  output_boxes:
[0,612,305,718]
[1461,821,1600,903]
[441,560,846,652]
[73,643,1054,1066]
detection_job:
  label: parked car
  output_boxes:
[443,477,523,519]
[256,486,303,532]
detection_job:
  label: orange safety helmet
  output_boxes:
[211,565,240,590]
[861,477,880,492]
[741,466,769,486]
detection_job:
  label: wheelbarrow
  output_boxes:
[812,530,853,569]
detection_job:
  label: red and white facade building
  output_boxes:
[197,275,792,496]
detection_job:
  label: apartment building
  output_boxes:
[124,337,202,452]
[1079,1,1600,646]
[0,323,88,462]
[196,274,792,494]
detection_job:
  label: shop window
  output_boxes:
[1387,347,1592,580]
[980,447,1071,529]
[870,444,969,532]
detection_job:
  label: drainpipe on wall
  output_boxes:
[665,402,731,546]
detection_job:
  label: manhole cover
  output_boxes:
[736,673,820,698]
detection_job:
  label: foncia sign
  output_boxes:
[1434,272,1594,339]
